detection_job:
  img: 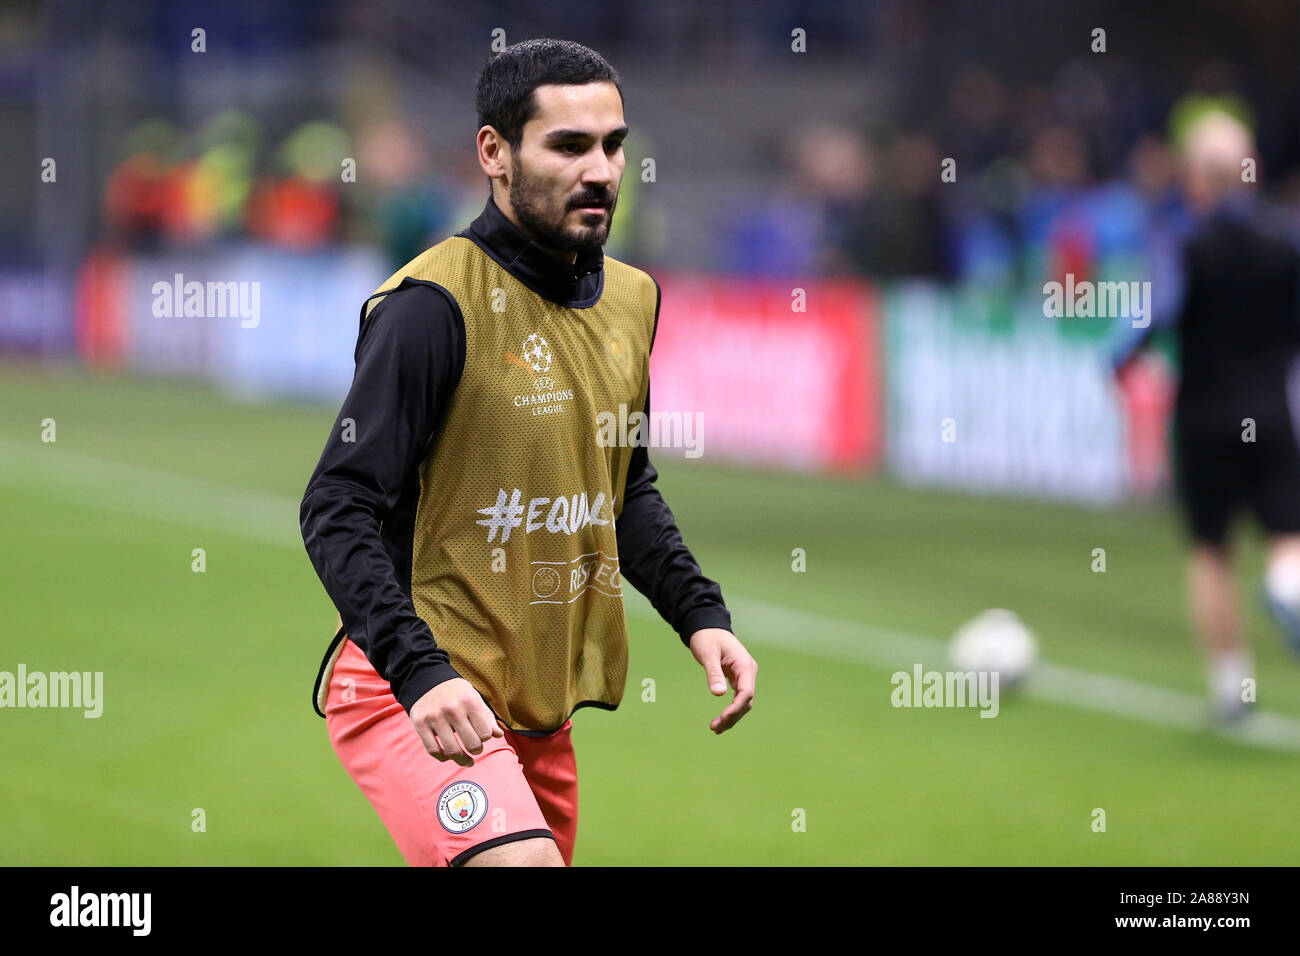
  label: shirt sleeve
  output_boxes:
[615,275,733,647]
[300,279,467,713]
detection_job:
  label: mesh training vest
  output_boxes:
[318,234,655,733]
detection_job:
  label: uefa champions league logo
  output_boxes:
[509,333,571,417]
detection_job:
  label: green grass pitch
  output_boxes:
[2,361,1299,864]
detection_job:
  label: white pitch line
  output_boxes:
[5,436,1300,752]
[625,594,1300,753]
[0,437,300,547]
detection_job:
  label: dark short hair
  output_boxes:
[475,38,623,152]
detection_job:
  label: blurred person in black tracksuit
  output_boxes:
[1110,110,1300,722]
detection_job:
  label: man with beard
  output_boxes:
[300,38,756,867]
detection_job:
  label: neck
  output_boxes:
[494,189,578,266]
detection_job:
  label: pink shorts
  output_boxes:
[325,637,578,866]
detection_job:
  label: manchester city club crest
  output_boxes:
[437,781,489,833]
[606,327,633,379]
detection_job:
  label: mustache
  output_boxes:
[571,194,612,208]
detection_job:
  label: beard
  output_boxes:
[508,158,618,257]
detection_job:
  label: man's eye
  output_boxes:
[561,143,582,153]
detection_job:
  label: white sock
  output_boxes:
[1209,648,1253,710]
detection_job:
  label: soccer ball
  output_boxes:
[949,609,1038,686]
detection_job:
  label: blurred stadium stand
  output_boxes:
[4,0,1298,499]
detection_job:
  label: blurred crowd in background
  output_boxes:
[4,0,1299,501]
[89,70,1288,287]
[5,0,1294,280]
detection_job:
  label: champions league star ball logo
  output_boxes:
[523,333,553,374]
[506,334,574,417]
[437,781,489,833]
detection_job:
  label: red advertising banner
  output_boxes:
[648,273,880,472]
[1116,353,1175,498]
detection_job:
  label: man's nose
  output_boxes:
[581,153,615,190]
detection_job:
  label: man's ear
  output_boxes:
[478,126,512,183]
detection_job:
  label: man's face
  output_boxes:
[500,82,627,258]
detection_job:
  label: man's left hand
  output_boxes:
[688,628,757,734]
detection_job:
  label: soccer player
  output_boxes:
[1110,109,1300,721]
[299,38,757,866]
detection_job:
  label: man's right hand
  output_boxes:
[409,679,505,766]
